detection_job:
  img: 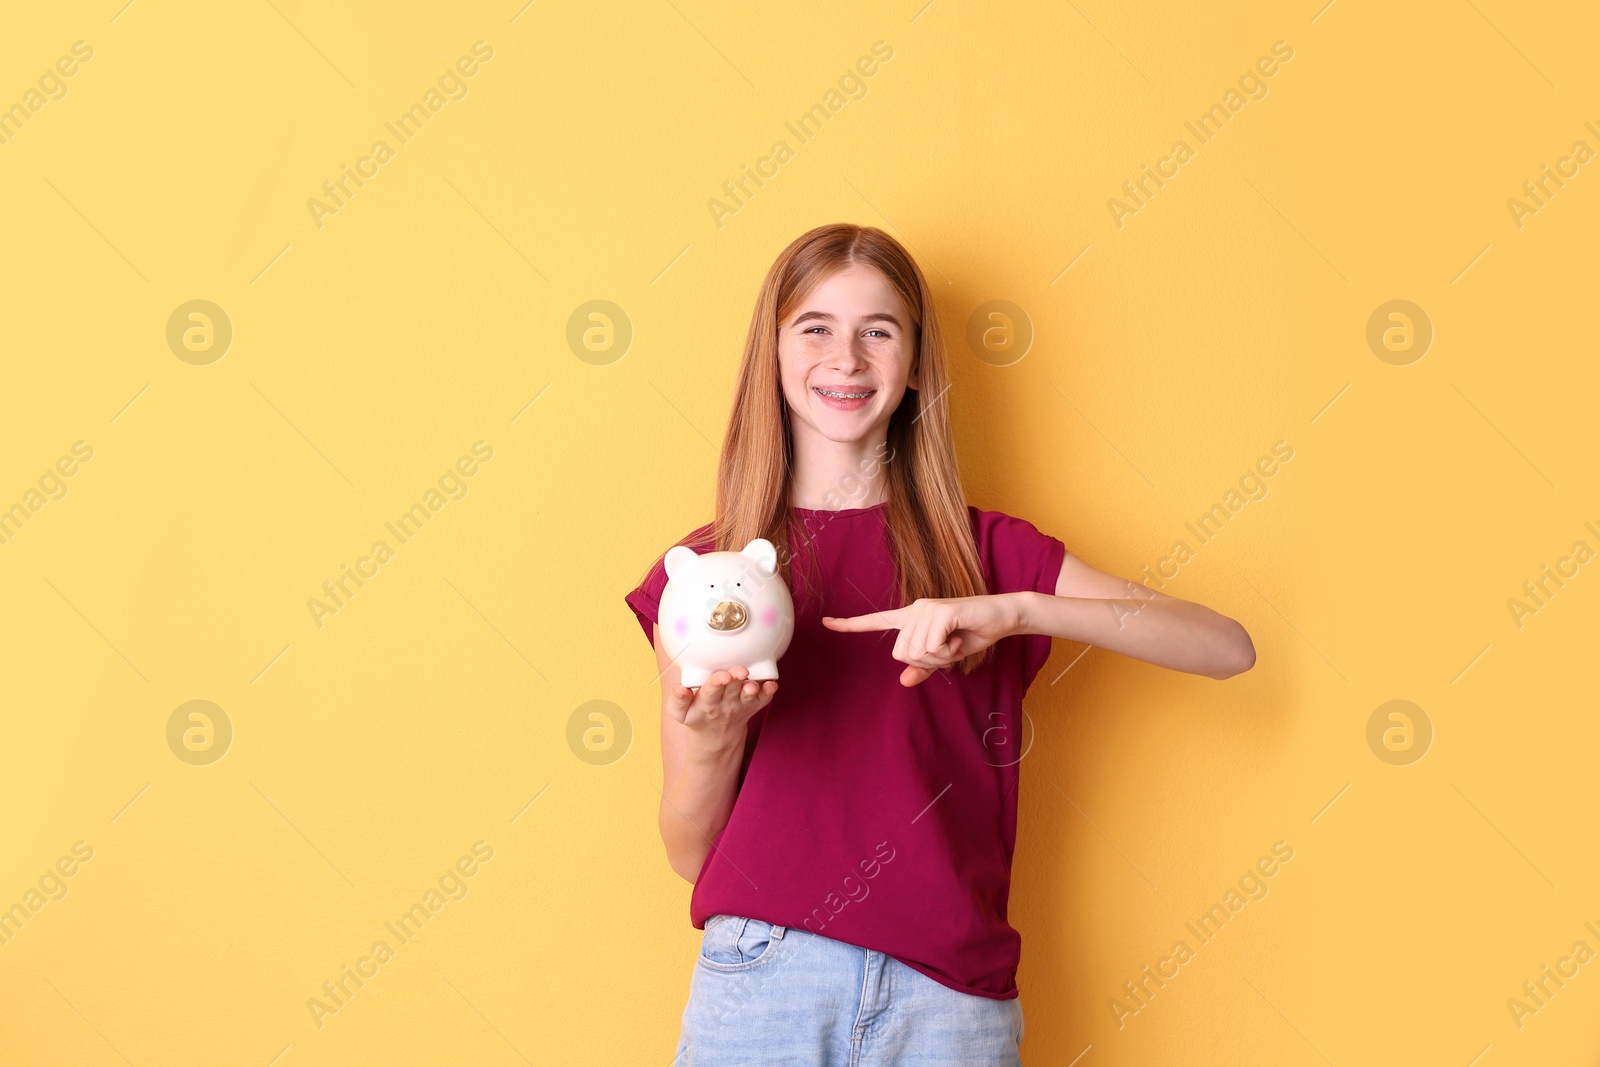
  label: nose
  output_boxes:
[828,340,870,372]
[707,600,748,632]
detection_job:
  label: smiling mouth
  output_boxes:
[814,387,875,399]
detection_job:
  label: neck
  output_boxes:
[788,428,889,511]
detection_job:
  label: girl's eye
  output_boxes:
[803,326,890,337]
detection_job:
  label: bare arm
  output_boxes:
[653,624,779,882]
[820,549,1255,685]
[1012,549,1255,680]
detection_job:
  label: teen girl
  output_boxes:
[624,223,1255,1065]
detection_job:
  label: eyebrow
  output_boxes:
[790,310,904,330]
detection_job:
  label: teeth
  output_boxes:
[817,388,872,399]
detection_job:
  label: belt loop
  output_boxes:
[772,923,787,939]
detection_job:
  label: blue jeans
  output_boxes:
[674,914,1024,1066]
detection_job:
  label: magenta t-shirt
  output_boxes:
[623,501,1066,999]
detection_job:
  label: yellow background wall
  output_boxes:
[2,0,1597,1063]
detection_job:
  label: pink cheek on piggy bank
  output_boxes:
[758,607,779,628]
[673,616,690,637]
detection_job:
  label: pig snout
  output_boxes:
[707,600,748,632]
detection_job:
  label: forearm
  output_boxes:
[1008,589,1254,680]
[659,735,746,882]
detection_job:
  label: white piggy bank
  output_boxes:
[659,538,794,689]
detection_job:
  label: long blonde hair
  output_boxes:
[645,222,994,675]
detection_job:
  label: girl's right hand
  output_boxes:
[666,665,778,745]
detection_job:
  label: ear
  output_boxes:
[740,538,778,578]
[664,545,700,580]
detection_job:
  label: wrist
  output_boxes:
[684,727,747,765]
[1003,590,1039,638]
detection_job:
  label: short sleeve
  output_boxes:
[623,523,715,650]
[623,556,670,648]
[1019,526,1067,687]
[972,508,1068,688]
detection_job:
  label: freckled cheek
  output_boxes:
[758,607,779,628]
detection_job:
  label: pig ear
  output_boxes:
[664,545,700,580]
[740,538,778,577]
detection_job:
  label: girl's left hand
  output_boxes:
[822,595,1021,687]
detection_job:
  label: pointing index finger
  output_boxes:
[821,607,905,632]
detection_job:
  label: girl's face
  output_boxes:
[776,263,919,449]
